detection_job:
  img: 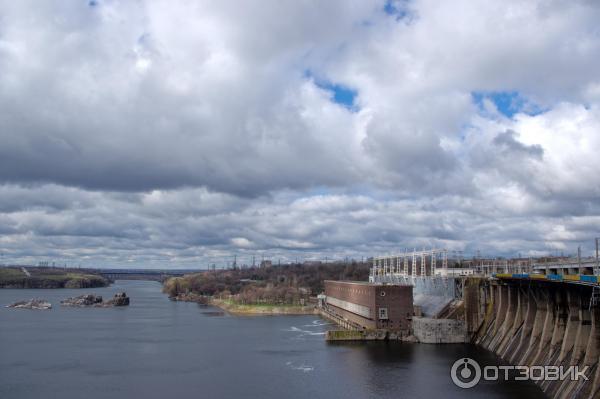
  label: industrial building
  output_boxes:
[323,280,413,331]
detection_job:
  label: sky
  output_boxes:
[0,0,599,268]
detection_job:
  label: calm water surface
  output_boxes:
[0,280,545,399]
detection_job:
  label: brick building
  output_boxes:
[323,281,413,331]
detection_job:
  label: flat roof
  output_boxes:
[323,280,411,287]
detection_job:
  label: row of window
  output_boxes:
[327,286,373,296]
[329,286,397,298]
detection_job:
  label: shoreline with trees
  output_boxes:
[162,260,370,315]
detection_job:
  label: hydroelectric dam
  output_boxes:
[319,248,600,399]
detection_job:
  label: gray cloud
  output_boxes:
[1,0,600,266]
[493,130,544,159]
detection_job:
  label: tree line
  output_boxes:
[163,260,370,305]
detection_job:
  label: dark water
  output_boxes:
[0,280,545,399]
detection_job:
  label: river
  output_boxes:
[0,280,545,399]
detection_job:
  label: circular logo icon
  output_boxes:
[451,358,481,389]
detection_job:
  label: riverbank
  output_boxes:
[210,298,317,315]
[169,292,209,304]
[0,267,110,289]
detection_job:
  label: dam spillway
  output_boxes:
[465,276,600,399]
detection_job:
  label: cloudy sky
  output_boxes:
[1,0,599,268]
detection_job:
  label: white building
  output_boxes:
[434,268,474,277]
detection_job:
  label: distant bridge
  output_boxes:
[86,268,204,282]
[532,259,599,276]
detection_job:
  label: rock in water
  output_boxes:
[61,294,103,307]
[106,292,130,306]
[6,299,52,310]
[60,292,129,307]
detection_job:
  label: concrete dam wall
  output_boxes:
[412,317,467,343]
[465,277,600,399]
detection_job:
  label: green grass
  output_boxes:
[0,267,108,288]
[0,268,25,279]
[0,268,28,285]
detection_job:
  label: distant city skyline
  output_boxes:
[1,0,599,267]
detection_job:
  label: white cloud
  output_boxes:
[231,237,254,249]
[0,0,599,266]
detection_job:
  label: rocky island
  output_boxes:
[6,299,52,310]
[61,292,130,307]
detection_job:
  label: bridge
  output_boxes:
[86,268,204,282]
[532,259,599,276]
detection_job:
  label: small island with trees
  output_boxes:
[0,266,110,289]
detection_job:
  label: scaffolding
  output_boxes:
[370,248,449,281]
